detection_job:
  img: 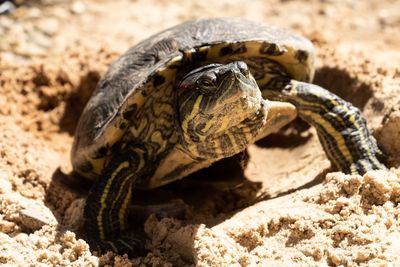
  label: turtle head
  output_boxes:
[177,61,265,143]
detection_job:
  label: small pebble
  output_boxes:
[70,1,86,14]
[36,18,60,36]
[19,207,57,231]
[0,1,16,15]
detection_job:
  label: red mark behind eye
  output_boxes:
[178,81,193,96]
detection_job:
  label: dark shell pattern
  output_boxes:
[71,17,315,180]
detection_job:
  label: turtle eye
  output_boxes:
[198,79,214,88]
[197,74,217,95]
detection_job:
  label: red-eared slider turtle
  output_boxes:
[71,18,386,255]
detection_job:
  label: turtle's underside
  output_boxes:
[71,18,386,255]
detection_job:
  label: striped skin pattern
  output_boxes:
[84,149,146,255]
[263,80,386,174]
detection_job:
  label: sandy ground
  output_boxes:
[1,0,400,266]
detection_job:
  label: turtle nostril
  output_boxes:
[236,61,249,76]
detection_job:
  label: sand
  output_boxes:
[0,0,399,266]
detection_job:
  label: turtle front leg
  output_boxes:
[84,149,147,256]
[263,80,387,175]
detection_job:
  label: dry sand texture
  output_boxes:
[1,0,400,266]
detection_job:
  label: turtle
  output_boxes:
[71,17,386,256]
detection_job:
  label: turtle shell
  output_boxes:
[71,17,315,179]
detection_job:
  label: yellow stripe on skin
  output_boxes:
[201,118,216,134]
[301,110,354,167]
[323,97,383,169]
[97,161,130,241]
[201,114,231,137]
[316,128,343,171]
[226,132,239,152]
[107,150,145,230]
[108,172,133,231]
[118,183,132,231]
[287,85,348,127]
[182,95,203,136]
